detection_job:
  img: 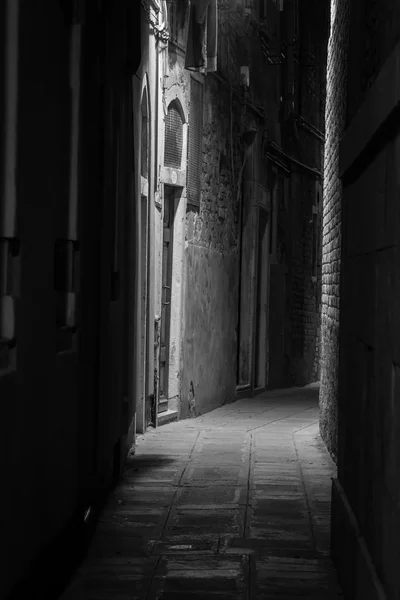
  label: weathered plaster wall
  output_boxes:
[181,247,238,418]
[168,186,186,412]
[319,0,350,461]
[181,75,239,417]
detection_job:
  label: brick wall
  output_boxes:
[319,0,350,460]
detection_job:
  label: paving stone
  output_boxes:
[152,539,219,555]
[147,555,248,599]
[164,506,245,539]
[58,384,342,599]
[176,485,248,506]
[109,486,178,507]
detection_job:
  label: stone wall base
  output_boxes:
[331,478,387,600]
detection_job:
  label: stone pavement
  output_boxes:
[60,383,343,599]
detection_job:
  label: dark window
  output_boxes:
[167,0,187,46]
[141,93,148,178]
[164,102,183,169]
[187,77,203,207]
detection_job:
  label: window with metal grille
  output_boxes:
[164,102,183,169]
[141,94,148,178]
[187,78,203,207]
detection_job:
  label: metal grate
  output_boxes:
[164,103,183,169]
[187,78,203,207]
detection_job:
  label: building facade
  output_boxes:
[322,0,400,598]
[0,1,141,597]
[133,0,329,427]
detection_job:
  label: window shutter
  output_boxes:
[164,102,183,169]
[187,77,203,208]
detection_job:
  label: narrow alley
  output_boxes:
[2,1,400,598]
[60,384,342,599]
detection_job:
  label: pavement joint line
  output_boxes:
[244,433,253,540]
[292,430,318,554]
[245,405,317,432]
[291,420,319,433]
[187,430,201,462]
[203,403,284,423]
[158,431,201,543]
[144,554,161,600]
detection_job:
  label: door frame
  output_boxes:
[253,202,271,392]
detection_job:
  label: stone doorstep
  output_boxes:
[157,409,179,426]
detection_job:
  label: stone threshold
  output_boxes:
[157,408,179,427]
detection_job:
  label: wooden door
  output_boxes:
[159,187,174,413]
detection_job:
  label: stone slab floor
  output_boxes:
[60,383,343,599]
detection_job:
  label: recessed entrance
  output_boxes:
[159,185,176,414]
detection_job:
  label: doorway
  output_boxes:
[140,194,152,428]
[159,185,175,414]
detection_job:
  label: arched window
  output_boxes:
[164,101,183,169]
